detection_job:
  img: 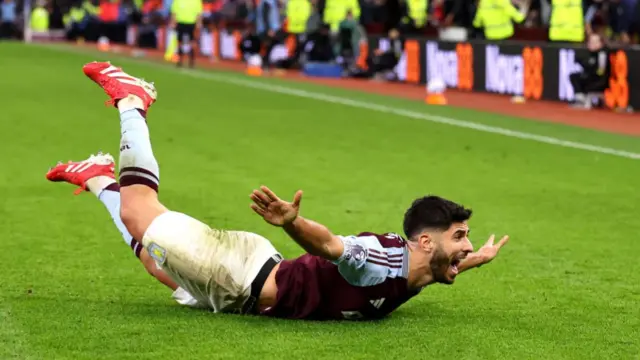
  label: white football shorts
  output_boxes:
[141,211,281,313]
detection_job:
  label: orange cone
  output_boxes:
[245,55,263,76]
[425,78,447,105]
[425,93,447,105]
[97,36,110,52]
[246,65,263,76]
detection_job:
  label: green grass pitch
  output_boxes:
[1,43,639,359]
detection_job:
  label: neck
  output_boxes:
[405,242,435,291]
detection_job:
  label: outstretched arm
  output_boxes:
[283,216,344,260]
[251,186,401,287]
[250,186,344,260]
[458,235,509,273]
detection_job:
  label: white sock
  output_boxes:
[86,177,142,256]
[86,176,117,197]
[117,96,160,192]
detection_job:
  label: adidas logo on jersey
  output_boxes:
[370,298,385,309]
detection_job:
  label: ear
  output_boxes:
[417,232,435,253]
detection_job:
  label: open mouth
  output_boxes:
[449,253,467,276]
[450,259,460,275]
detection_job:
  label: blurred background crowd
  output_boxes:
[1,0,638,45]
[0,0,638,86]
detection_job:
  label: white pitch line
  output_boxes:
[38,43,640,160]
[176,70,640,160]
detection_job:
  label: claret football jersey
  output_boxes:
[261,233,421,320]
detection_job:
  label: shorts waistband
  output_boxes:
[241,254,282,315]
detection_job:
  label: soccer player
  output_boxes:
[46,62,509,320]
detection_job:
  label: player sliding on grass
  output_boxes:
[46,61,509,320]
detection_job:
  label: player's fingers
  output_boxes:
[250,196,269,212]
[252,190,271,205]
[293,190,303,207]
[250,204,266,216]
[261,185,281,202]
[496,235,509,249]
[485,234,495,247]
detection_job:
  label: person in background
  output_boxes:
[98,0,122,43]
[144,0,163,17]
[80,0,100,41]
[548,0,584,44]
[240,0,252,21]
[606,0,638,44]
[137,0,162,48]
[366,28,403,80]
[305,0,322,34]
[256,0,281,70]
[30,0,50,33]
[569,33,610,109]
[398,0,428,34]
[286,0,320,66]
[323,0,360,33]
[63,0,88,40]
[523,0,542,27]
[200,0,213,27]
[0,0,17,39]
[220,0,241,22]
[239,21,261,60]
[285,0,311,64]
[472,0,528,42]
[210,0,224,26]
[306,23,335,62]
[336,10,363,65]
[584,0,605,37]
[170,0,203,68]
[427,0,444,25]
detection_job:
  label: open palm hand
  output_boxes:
[250,186,302,227]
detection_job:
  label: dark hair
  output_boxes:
[403,196,472,239]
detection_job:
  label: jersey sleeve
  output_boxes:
[331,234,393,287]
